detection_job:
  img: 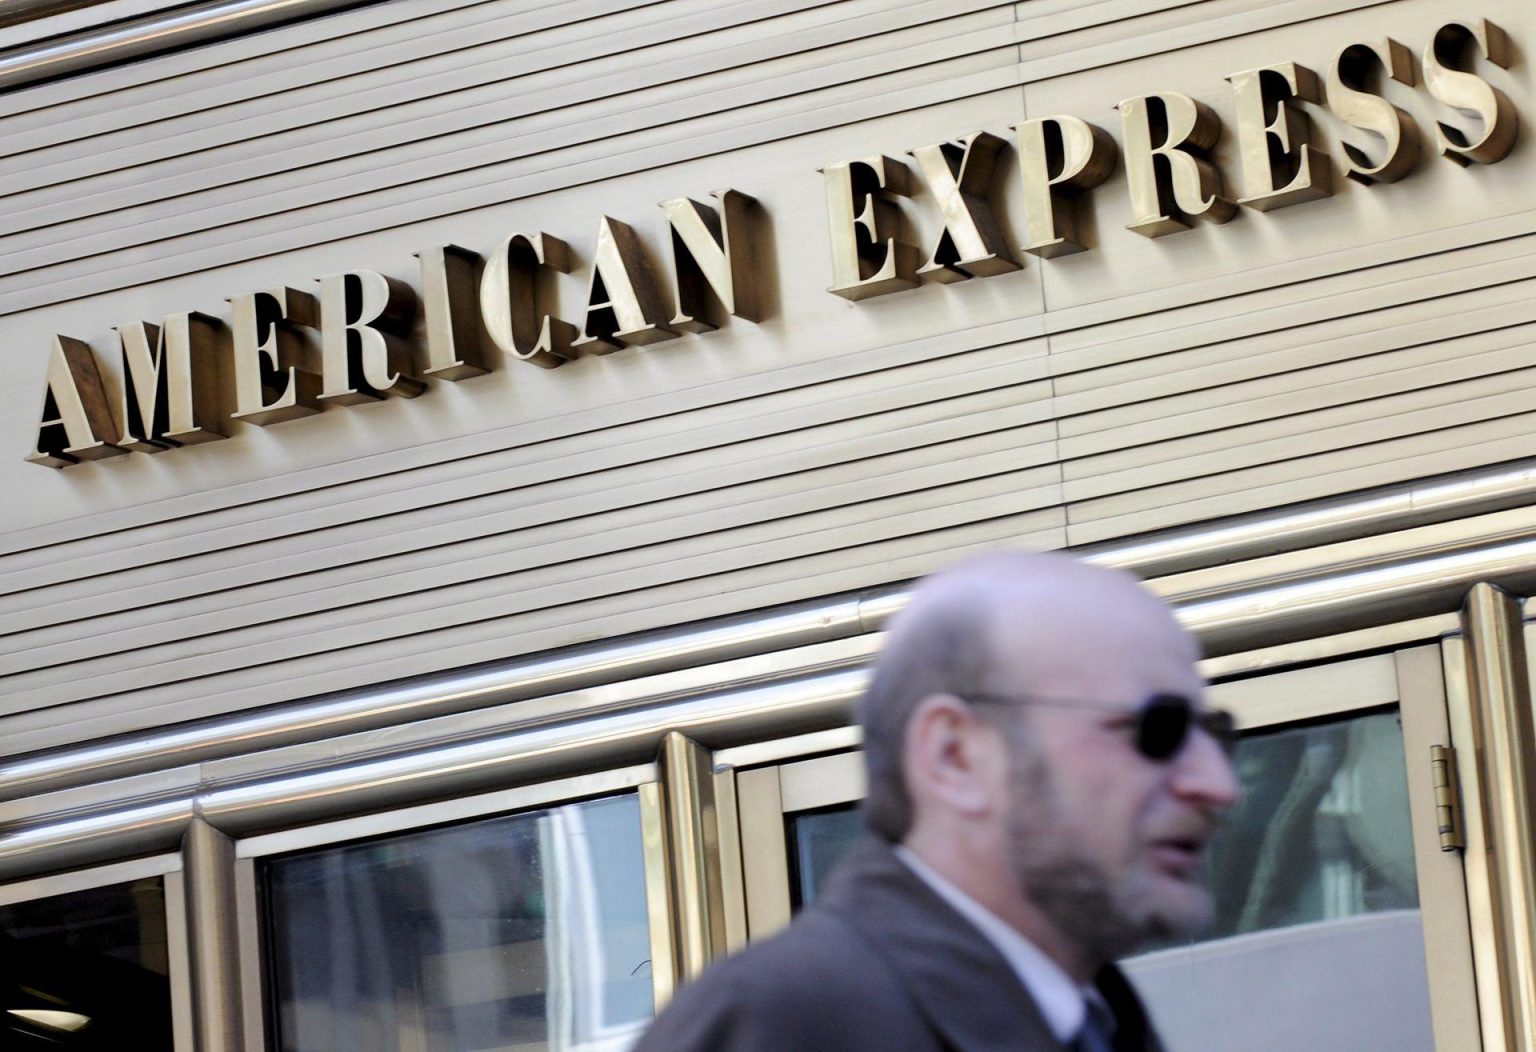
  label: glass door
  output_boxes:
[0,855,192,1051]
[723,646,1481,1051]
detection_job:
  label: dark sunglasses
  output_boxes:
[963,691,1238,762]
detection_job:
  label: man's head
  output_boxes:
[857,551,1239,975]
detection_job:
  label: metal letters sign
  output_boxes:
[27,18,1518,469]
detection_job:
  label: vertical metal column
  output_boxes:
[1459,583,1536,1052]
[183,818,243,1052]
[653,732,728,994]
[638,780,679,1011]
[663,732,728,977]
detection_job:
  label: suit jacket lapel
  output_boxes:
[1093,964,1164,1052]
[818,838,1065,1052]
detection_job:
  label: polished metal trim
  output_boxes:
[711,768,749,954]
[1443,633,1506,1052]
[1398,646,1484,1051]
[0,601,872,802]
[0,1,95,28]
[183,819,242,1052]
[0,851,179,904]
[0,1,106,41]
[14,476,1536,881]
[713,726,863,771]
[0,798,193,880]
[658,733,727,981]
[202,671,862,840]
[1154,501,1536,604]
[1209,652,1399,730]
[233,763,657,858]
[1199,612,1460,680]
[0,0,188,50]
[639,779,676,1011]
[1,536,1528,878]
[1097,461,1536,579]
[0,670,858,880]
[0,763,200,830]
[733,765,791,942]
[778,751,864,814]
[1458,585,1536,1052]
[231,858,267,1052]
[163,869,196,1052]
[0,0,377,91]
[198,636,881,791]
[1178,530,1536,653]
[731,751,862,942]
[11,460,1536,806]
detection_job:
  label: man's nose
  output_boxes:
[1172,726,1241,808]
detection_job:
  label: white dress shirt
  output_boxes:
[895,845,1088,1044]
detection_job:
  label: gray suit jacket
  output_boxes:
[634,837,1166,1051]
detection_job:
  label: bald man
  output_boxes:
[634,551,1239,1052]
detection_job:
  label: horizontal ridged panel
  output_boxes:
[0,0,1398,315]
[1,1,999,193]
[0,510,1072,754]
[0,345,1060,671]
[0,62,1021,315]
[0,8,1016,249]
[3,0,1536,758]
[0,0,1023,314]
[0,316,1052,584]
[1067,416,1536,545]
[1,467,1066,707]
[4,246,1531,735]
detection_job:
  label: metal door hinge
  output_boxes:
[1431,744,1466,852]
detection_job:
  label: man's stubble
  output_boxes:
[1002,731,1216,965]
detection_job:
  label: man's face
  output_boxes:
[993,637,1238,961]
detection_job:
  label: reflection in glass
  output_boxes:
[0,877,173,1050]
[1202,709,1419,936]
[263,794,653,1052]
[1127,709,1434,1052]
[789,805,864,909]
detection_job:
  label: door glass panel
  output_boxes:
[772,708,1434,1051]
[0,876,174,1050]
[262,793,653,1052]
[1127,708,1433,1052]
[1194,709,1419,937]
[788,805,864,908]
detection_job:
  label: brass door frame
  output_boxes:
[1437,586,1536,1052]
[719,644,1484,1051]
[734,750,866,943]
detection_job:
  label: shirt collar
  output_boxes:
[895,845,1087,1043]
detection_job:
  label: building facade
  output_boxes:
[2,0,1534,1048]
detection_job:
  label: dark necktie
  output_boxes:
[1072,994,1116,1052]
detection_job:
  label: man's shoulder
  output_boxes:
[703,905,900,997]
[634,906,931,1052]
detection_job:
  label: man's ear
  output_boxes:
[902,694,1007,822]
